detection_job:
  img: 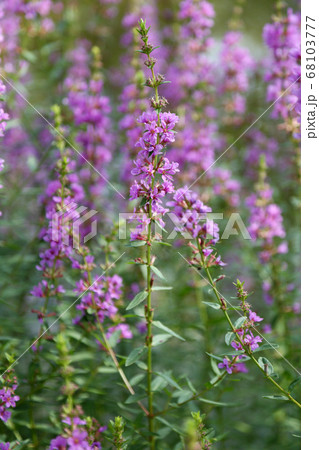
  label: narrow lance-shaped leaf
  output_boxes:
[151,266,166,280]
[125,346,147,367]
[126,291,148,310]
[153,320,185,341]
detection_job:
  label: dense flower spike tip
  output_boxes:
[167,0,221,181]
[65,44,114,204]
[169,187,225,268]
[218,31,255,124]
[263,9,301,137]
[216,281,264,375]
[129,20,179,242]
[0,80,9,219]
[49,407,106,449]
[0,371,20,423]
[246,157,287,264]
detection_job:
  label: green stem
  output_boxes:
[143,61,160,450]
[197,242,301,409]
[86,269,149,417]
[146,237,154,449]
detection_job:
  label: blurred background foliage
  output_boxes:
[0,0,300,449]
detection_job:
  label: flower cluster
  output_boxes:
[212,168,241,208]
[169,187,225,268]
[218,31,254,125]
[263,9,301,137]
[246,181,287,263]
[218,358,248,375]
[168,0,221,180]
[75,272,121,323]
[98,0,120,19]
[73,261,132,341]
[2,126,39,186]
[0,0,54,73]
[0,80,9,219]
[31,175,81,306]
[129,110,179,240]
[246,159,289,306]
[30,108,85,328]
[245,130,279,174]
[117,10,149,184]
[218,281,264,375]
[0,443,10,450]
[65,44,114,203]
[0,80,9,216]
[0,81,9,138]
[0,371,19,423]
[49,408,106,450]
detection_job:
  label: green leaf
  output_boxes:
[97,367,117,374]
[210,359,221,377]
[126,291,148,310]
[21,50,37,63]
[252,343,279,353]
[203,301,220,310]
[263,395,289,401]
[156,371,182,390]
[152,286,172,291]
[129,373,145,386]
[225,332,235,346]
[11,440,30,450]
[63,290,79,297]
[127,240,146,247]
[110,329,124,347]
[136,360,147,370]
[199,398,239,407]
[234,317,247,328]
[153,321,185,341]
[153,241,171,246]
[207,353,223,362]
[156,417,186,436]
[70,351,94,362]
[125,346,146,367]
[151,266,166,280]
[152,334,172,346]
[288,376,301,393]
[177,390,194,404]
[125,393,147,404]
[185,377,197,394]
[220,350,246,357]
[258,357,274,375]
[151,375,168,391]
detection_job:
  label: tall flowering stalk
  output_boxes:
[167,0,220,182]
[246,157,288,305]
[217,31,254,126]
[129,20,179,447]
[118,14,148,185]
[65,44,114,207]
[30,106,80,331]
[171,187,300,408]
[0,0,54,74]
[263,8,301,138]
[246,158,287,265]
[33,106,143,411]
[0,80,9,218]
[245,130,279,177]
